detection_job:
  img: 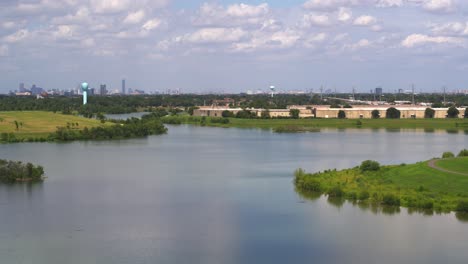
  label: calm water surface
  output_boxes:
[0,126,467,264]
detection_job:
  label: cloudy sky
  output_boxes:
[1,0,468,93]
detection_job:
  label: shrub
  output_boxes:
[442,152,455,158]
[236,110,256,119]
[327,186,344,197]
[458,149,468,157]
[358,191,370,200]
[261,110,270,119]
[464,108,468,118]
[424,108,435,118]
[386,107,401,119]
[210,118,229,124]
[222,110,235,118]
[382,194,400,206]
[447,106,459,118]
[338,110,346,119]
[360,160,380,172]
[456,200,468,212]
[371,110,380,119]
[343,104,353,108]
[289,109,300,119]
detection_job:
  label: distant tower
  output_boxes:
[19,83,25,92]
[270,85,276,98]
[122,79,126,95]
[81,82,89,105]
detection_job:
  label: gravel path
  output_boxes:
[427,159,468,176]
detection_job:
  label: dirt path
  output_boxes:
[427,159,468,176]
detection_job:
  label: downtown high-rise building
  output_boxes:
[122,79,126,95]
[100,84,107,96]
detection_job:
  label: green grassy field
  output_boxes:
[436,157,468,174]
[165,115,468,131]
[295,157,468,213]
[0,111,106,139]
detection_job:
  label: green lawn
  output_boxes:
[436,157,468,174]
[295,158,468,213]
[0,111,106,139]
[166,115,468,131]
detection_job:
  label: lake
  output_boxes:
[0,125,467,264]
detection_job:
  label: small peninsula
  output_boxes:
[294,151,468,213]
[0,159,45,183]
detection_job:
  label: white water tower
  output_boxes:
[270,85,276,98]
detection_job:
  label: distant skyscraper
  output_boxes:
[375,87,383,95]
[122,79,126,95]
[100,84,107,96]
[19,83,25,92]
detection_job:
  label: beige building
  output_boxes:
[193,106,467,119]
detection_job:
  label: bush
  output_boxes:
[424,108,435,118]
[222,110,235,118]
[338,110,346,119]
[442,152,455,158]
[327,186,344,197]
[371,110,380,119]
[382,194,400,206]
[386,107,401,119]
[261,110,270,119]
[289,109,300,119]
[447,106,459,118]
[360,160,380,172]
[236,110,256,119]
[456,200,468,212]
[358,191,370,200]
[210,118,229,124]
[464,108,468,118]
[458,149,468,157]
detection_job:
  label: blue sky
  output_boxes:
[1,0,468,93]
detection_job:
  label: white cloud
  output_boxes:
[0,45,9,56]
[81,38,95,47]
[337,7,352,22]
[226,3,269,17]
[53,25,74,39]
[353,15,377,26]
[376,0,403,7]
[193,3,271,26]
[123,10,146,24]
[90,0,132,13]
[431,22,468,36]
[423,0,455,13]
[401,33,463,47]
[184,28,247,44]
[3,29,29,43]
[142,18,162,31]
[2,21,17,29]
[302,14,331,27]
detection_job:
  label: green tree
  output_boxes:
[442,152,455,158]
[289,109,300,119]
[343,104,353,108]
[222,110,235,118]
[371,110,380,119]
[360,160,380,172]
[14,120,19,131]
[447,106,459,118]
[337,110,346,119]
[464,107,468,118]
[386,107,401,119]
[458,149,468,157]
[261,110,270,119]
[424,108,435,118]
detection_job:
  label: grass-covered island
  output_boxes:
[161,115,468,132]
[0,159,45,183]
[0,111,167,143]
[294,151,468,214]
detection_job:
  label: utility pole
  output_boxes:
[320,85,323,101]
[443,86,446,106]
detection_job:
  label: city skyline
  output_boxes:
[2,1,468,92]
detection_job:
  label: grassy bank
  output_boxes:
[162,115,468,132]
[294,157,468,213]
[0,111,106,140]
